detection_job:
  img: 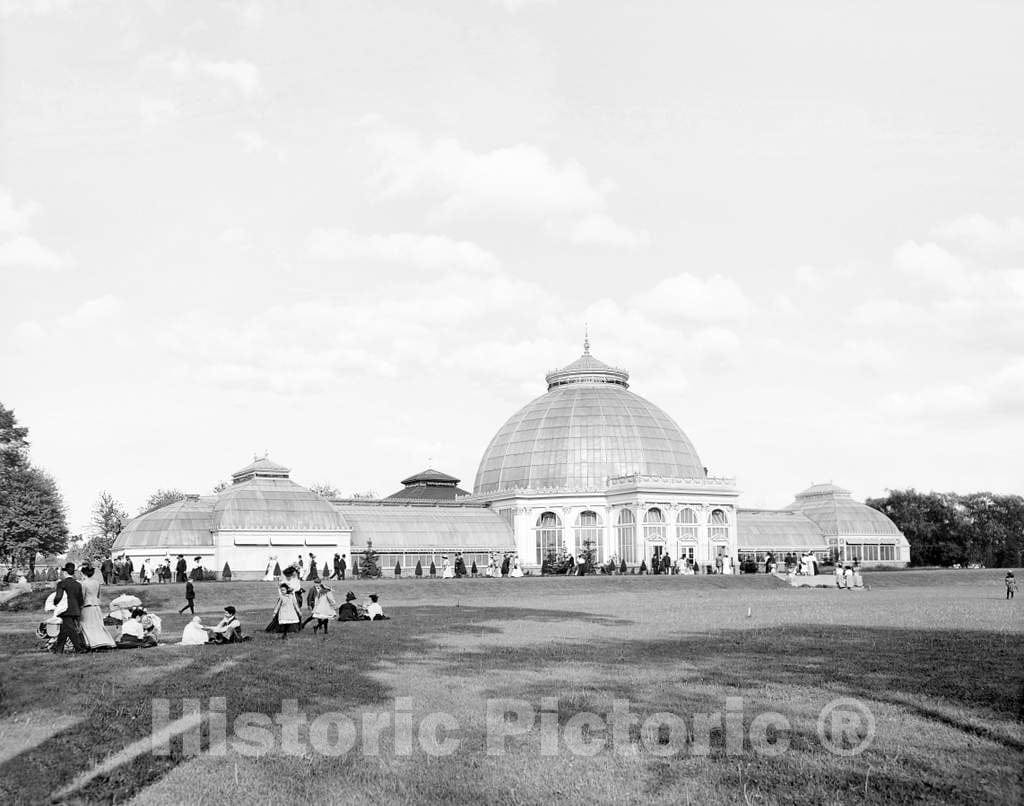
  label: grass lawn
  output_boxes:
[0,569,1021,805]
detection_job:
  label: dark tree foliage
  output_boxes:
[415,560,423,577]
[867,488,1024,568]
[359,539,381,579]
[91,491,129,543]
[0,404,69,573]
[139,489,186,516]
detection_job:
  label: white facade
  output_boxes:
[480,474,740,572]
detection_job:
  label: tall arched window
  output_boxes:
[615,509,636,564]
[535,511,563,565]
[643,508,666,543]
[709,508,729,541]
[575,510,603,563]
[677,507,699,542]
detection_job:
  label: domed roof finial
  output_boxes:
[583,323,590,356]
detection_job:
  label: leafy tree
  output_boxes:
[222,562,232,580]
[212,480,230,494]
[91,491,129,544]
[0,405,69,576]
[139,488,186,515]
[359,539,381,579]
[309,482,339,498]
[67,533,114,565]
[0,463,69,576]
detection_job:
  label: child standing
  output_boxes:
[178,579,195,614]
[309,581,337,636]
[269,583,301,639]
[1006,571,1017,600]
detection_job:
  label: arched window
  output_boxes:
[643,507,666,543]
[708,508,729,541]
[575,510,603,563]
[677,507,699,542]
[615,509,636,564]
[535,511,563,565]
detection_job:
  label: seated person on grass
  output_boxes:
[366,593,389,621]
[116,608,158,648]
[204,606,245,643]
[337,591,361,621]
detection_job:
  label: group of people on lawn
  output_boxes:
[41,560,387,653]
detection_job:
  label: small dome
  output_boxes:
[475,344,704,494]
[386,468,471,501]
[214,476,349,531]
[787,483,903,536]
[112,496,217,551]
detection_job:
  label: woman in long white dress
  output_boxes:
[441,556,455,579]
[79,565,116,649]
[509,556,524,578]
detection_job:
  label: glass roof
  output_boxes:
[474,380,705,494]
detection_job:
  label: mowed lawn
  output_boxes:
[0,570,1021,805]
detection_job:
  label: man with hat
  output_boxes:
[51,562,87,654]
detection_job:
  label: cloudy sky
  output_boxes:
[2,0,1022,534]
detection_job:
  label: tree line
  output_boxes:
[867,489,1024,568]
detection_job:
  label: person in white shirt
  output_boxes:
[366,594,385,620]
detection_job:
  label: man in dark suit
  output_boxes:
[52,562,87,654]
[100,556,113,585]
[175,554,187,583]
[338,554,347,580]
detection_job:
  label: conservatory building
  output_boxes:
[468,344,741,571]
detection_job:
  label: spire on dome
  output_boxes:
[584,324,590,356]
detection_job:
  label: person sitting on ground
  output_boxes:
[205,606,244,643]
[337,591,361,621]
[366,593,389,620]
[116,607,158,648]
[179,616,209,645]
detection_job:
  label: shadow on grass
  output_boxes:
[0,594,1021,804]
[0,603,633,803]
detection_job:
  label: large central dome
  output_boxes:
[474,343,705,494]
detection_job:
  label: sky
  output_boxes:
[1,0,1022,535]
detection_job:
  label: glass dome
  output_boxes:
[787,483,903,536]
[474,346,705,494]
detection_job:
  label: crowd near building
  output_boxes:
[112,341,910,578]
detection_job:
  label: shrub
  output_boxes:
[619,558,627,574]
[394,561,402,577]
[322,562,329,578]
[351,556,360,577]
[360,539,382,579]
[740,559,758,574]
[415,560,423,577]
[222,563,232,581]
[429,561,436,577]
[470,560,478,576]
[273,561,281,577]
[204,569,218,582]
[639,560,648,575]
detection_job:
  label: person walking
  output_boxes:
[1006,571,1018,600]
[339,554,347,580]
[178,579,196,614]
[51,562,87,654]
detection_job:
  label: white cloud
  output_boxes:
[932,214,1024,253]
[848,298,925,328]
[568,213,649,248]
[492,0,555,11]
[59,294,122,328]
[200,60,261,97]
[147,52,261,98]
[10,320,46,346]
[306,229,500,273]
[0,189,39,233]
[893,240,971,292]
[630,273,751,323]
[219,226,253,251]
[370,129,607,218]
[235,131,266,154]
[139,97,180,127]
[0,234,72,270]
[0,0,84,17]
